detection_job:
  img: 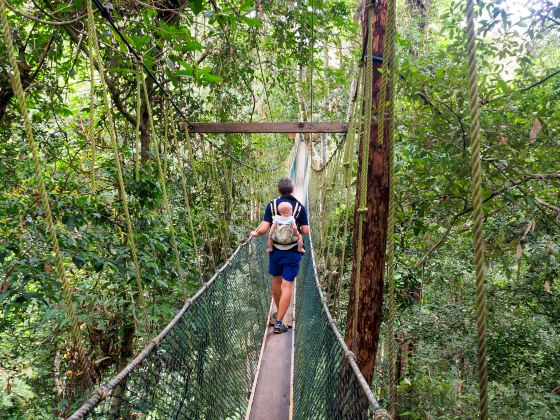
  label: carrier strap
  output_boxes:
[270,197,303,221]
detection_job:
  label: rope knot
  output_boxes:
[151,336,162,347]
[357,207,368,214]
[96,387,110,400]
[374,408,392,419]
[344,350,356,360]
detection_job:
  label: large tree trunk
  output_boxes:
[344,0,389,385]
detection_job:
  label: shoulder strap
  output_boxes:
[293,201,302,220]
[271,196,302,220]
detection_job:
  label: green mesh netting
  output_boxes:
[293,236,384,419]
[70,236,270,419]
[70,212,384,420]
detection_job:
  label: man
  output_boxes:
[251,177,309,334]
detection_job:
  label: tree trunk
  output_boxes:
[0,29,34,121]
[344,0,389,385]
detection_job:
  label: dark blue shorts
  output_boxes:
[268,250,302,282]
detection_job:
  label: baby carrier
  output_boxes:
[270,197,302,245]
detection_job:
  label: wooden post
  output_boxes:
[187,122,349,133]
[344,0,390,385]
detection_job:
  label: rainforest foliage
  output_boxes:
[0,0,558,417]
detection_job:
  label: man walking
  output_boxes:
[251,177,309,333]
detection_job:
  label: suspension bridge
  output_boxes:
[64,137,388,419]
[0,0,494,416]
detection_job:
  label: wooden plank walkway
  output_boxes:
[246,137,308,420]
[247,299,294,420]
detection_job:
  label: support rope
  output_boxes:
[134,64,142,182]
[352,8,374,341]
[86,0,150,335]
[140,74,187,300]
[170,119,203,282]
[184,131,217,270]
[334,71,362,316]
[465,0,489,418]
[0,0,93,384]
[86,16,97,194]
[378,0,399,413]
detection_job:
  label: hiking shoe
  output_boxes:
[273,321,288,334]
[269,311,278,326]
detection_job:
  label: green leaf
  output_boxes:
[181,41,203,52]
[497,78,508,95]
[196,66,212,76]
[203,74,223,83]
[72,255,86,269]
[189,0,203,15]
[240,16,262,27]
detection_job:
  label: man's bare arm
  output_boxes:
[250,221,271,237]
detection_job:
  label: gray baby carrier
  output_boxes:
[270,198,302,245]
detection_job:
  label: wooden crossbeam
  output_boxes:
[188,122,348,133]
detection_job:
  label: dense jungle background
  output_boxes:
[0,0,558,417]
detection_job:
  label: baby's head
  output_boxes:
[278,202,293,217]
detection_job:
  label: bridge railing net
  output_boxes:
[70,236,270,419]
[294,234,384,419]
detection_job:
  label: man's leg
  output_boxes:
[276,279,293,322]
[271,275,282,311]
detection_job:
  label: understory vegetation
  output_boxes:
[0,0,558,418]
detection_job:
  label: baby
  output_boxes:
[267,202,305,253]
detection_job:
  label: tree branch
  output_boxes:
[42,0,137,126]
[414,173,560,268]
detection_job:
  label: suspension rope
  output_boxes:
[322,147,344,283]
[86,16,97,194]
[206,142,231,261]
[465,0,489,418]
[90,0,192,126]
[90,0,270,173]
[162,101,170,178]
[184,131,217,270]
[378,0,399,411]
[170,119,203,282]
[334,71,362,316]
[352,7,375,341]
[310,0,315,122]
[134,64,142,182]
[325,148,348,301]
[0,0,93,384]
[140,74,187,300]
[86,0,150,336]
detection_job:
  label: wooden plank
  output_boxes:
[188,122,348,133]
[289,281,296,420]
[245,301,274,420]
[247,297,294,420]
